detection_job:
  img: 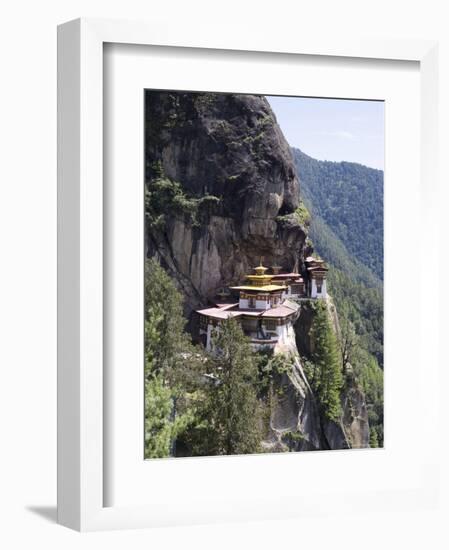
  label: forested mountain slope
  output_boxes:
[293,147,384,365]
[293,148,383,281]
[292,147,384,444]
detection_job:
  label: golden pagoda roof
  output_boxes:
[229,284,286,292]
[228,261,296,293]
[246,274,274,285]
[253,261,269,275]
[245,261,276,286]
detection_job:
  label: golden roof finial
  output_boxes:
[254,257,268,277]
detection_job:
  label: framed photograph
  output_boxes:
[58,18,440,531]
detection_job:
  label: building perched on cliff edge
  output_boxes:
[305,256,328,298]
[196,259,327,352]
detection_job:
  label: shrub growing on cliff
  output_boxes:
[258,351,294,390]
[294,201,311,227]
[310,302,343,422]
[145,177,200,228]
[145,175,221,230]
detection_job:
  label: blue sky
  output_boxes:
[267,96,384,171]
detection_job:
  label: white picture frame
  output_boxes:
[57,17,440,531]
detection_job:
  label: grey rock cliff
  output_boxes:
[145,92,308,314]
[292,298,369,450]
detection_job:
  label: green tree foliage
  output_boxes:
[145,260,264,458]
[309,302,343,422]
[145,375,195,458]
[145,258,194,379]
[145,176,200,229]
[295,201,311,227]
[292,148,384,445]
[276,200,311,230]
[144,258,201,458]
[292,148,384,369]
[145,162,221,230]
[328,266,384,367]
[308,215,380,289]
[369,427,379,448]
[186,318,263,456]
[301,210,384,367]
[352,347,384,447]
[258,351,294,389]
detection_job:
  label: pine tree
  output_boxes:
[144,258,201,458]
[200,318,263,455]
[145,258,192,381]
[369,426,379,448]
[311,302,343,422]
[144,375,194,458]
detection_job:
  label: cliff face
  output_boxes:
[145,92,308,314]
[264,298,369,453]
[145,91,369,451]
[289,298,369,451]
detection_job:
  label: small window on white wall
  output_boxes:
[264,320,277,331]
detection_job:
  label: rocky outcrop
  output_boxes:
[263,356,324,452]
[145,92,309,315]
[289,297,369,450]
[341,380,370,448]
[264,346,369,452]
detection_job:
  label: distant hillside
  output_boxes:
[293,148,383,281]
[306,214,380,289]
[293,148,384,368]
